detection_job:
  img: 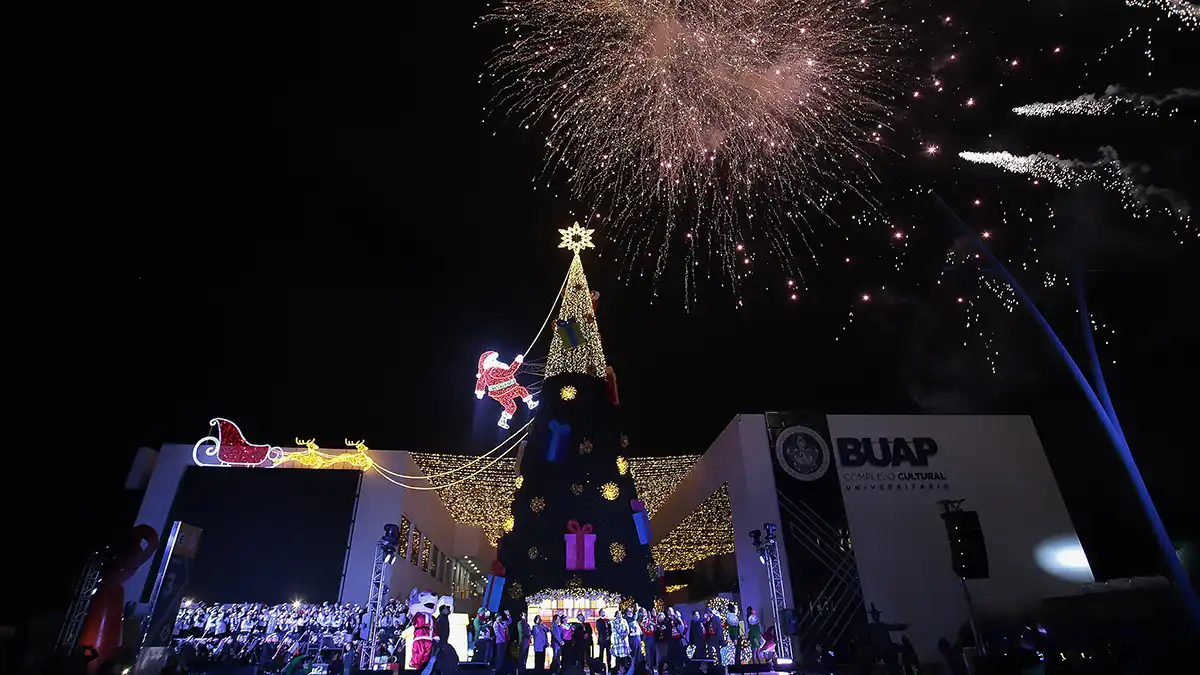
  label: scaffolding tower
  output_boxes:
[759,526,793,662]
[56,552,105,654]
[359,526,399,671]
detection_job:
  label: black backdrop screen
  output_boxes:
[152,466,361,605]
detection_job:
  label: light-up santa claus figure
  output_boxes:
[408,588,438,669]
[475,350,539,429]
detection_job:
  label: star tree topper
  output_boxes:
[558,222,595,256]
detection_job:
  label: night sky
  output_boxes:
[5,1,1198,621]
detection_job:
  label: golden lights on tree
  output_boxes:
[546,246,607,379]
[600,482,620,501]
[560,385,578,401]
[504,516,515,533]
[616,456,629,475]
[610,542,627,563]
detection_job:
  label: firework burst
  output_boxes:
[482,0,901,297]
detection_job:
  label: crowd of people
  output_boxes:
[160,596,772,674]
[462,603,767,675]
[169,598,414,670]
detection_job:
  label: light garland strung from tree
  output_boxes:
[652,483,735,571]
[411,453,701,546]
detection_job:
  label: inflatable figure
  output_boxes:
[409,588,438,669]
[475,351,538,429]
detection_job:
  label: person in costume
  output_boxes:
[409,589,438,670]
[475,351,539,429]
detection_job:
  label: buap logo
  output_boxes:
[775,426,831,482]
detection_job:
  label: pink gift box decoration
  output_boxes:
[564,520,596,570]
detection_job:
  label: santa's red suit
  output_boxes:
[409,589,438,669]
[475,351,538,429]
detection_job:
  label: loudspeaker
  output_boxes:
[943,510,989,579]
[779,608,798,636]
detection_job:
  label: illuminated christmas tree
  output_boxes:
[493,224,657,614]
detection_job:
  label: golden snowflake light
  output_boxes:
[616,456,629,476]
[560,385,578,401]
[600,482,620,501]
[530,496,547,513]
[579,439,594,455]
[557,222,596,255]
[609,542,627,563]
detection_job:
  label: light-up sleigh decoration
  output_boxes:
[192,418,283,467]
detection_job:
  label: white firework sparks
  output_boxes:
[481,0,902,290]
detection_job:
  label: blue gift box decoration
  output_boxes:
[547,420,571,462]
[631,499,652,545]
[483,560,506,612]
[556,319,582,349]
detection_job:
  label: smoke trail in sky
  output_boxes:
[1125,0,1200,28]
[959,147,1192,223]
[1013,85,1200,117]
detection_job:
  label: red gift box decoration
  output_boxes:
[563,520,596,570]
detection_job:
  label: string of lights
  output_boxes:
[628,456,702,518]
[651,483,735,571]
[371,420,532,480]
[372,432,526,492]
[405,453,702,546]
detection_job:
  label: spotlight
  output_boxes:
[749,530,763,548]
[382,524,401,547]
[763,522,777,544]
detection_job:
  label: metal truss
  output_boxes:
[359,539,395,671]
[762,538,793,661]
[57,553,104,654]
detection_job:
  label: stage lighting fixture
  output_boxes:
[749,529,763,548]
[763,522,777,544]
[381,524,401,564]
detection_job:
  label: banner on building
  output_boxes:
[764,412,866,650]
